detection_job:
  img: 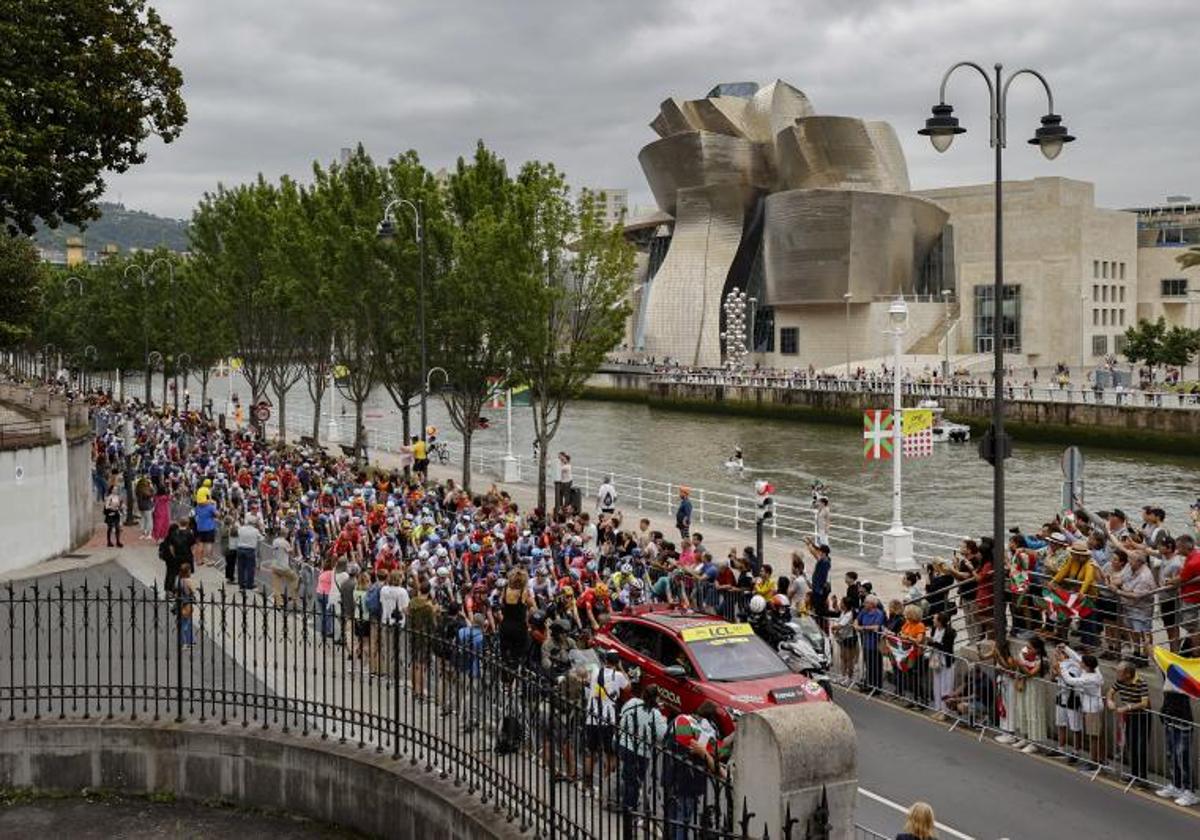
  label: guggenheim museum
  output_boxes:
[620,80,1199,372]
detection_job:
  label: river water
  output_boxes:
[149,373,1200,542]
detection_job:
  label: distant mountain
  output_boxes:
[33,202,189,254]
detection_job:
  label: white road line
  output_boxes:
[858,786,976,840]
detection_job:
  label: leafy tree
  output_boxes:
[512,174,635,509]
[309,147,390,461]
[0,235,45,348]
[374,152,452,457]
[438,142,530,491]
[1121,317,1168,368]
[0,1,187,235]
[190,178,280,420]
[1160,324,1200,370]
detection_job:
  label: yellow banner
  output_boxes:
[229,357,243,371]
[902,409,933,435]
[681,623,755,643]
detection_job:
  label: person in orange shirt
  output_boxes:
[891,604,928,707]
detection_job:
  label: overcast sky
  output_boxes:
[106,0,1200,221]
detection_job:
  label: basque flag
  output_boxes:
[1042,585,1093,620]
[885,634,920,672]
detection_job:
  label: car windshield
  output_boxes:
[682,624,789,681]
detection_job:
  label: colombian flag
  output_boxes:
[1153,647,1200,699]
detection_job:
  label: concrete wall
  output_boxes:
[0,417,74,574]
[1136,245,1198,329]
[66,431,95,547]
[0,721,524,840]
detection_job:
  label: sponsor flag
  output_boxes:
[1153,647,1200,699]
[1042,585,1093,620]
[884,633,920,672]
[901,409,934,458]
[863,410,894,460]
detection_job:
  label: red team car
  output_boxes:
[593,605,827,735]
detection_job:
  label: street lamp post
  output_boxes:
[377,197,428,441]
[176,352,192,413]
[941,289,953,383]
[147,258,176,412]
[123,264,154,405]
[919,61,1074,641]
[843,292,853,379]
[879,297,914,570]
[83,345,97,394]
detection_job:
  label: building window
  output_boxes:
[1101,286,1108,302]
[1093,260,1099,278]
[973,284,1021,352]
[1115,334,1128,355]
[1102,262,1109,279]
[1162,278,1189,297]
[779,327,798,355]
[1092,284,1099,301]
[1093,308,1099,326]
[1119,262,1126,280]
[1119,286,1126,303]
[1102,310,1108,326]
[1119,309,1126,326]
[1092,334,1108,356]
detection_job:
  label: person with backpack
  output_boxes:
[582,648,630,792]
[596,475,617,516]
[616,683,668,827]
[363,572,385,674]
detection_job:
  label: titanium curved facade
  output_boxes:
[630,79,951,366]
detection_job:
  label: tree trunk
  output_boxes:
[354,399,365,467]
[200,370,210,412]
[401,403,411,479]
[536,436,549,511]
[311,389,322,445]
[277,385,288,442]
[460,429,472,493]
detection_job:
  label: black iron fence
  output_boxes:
[0,579,841,839]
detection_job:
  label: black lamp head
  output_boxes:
[918,103,966,153]
[376,217,396,242]
[1028,113,1075,160]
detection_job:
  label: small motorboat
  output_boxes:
[918,400,971,443]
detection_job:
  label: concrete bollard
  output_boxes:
[732,701,857,839]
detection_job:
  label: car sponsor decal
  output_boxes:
[680,623,754,643]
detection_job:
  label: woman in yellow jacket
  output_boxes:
[1050,541,1099,648]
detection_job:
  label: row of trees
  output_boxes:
[15,143,635,506]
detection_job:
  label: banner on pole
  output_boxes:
[901,409,934,458]
[863,410,893,460]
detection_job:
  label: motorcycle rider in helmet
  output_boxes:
[747,594,793,648]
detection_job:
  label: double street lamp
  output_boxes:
[377,197,428,442]
[918,62,1074,641]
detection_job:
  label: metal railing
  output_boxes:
[0,578,832,839]
[827,625,1199,798]
[648,370,1200,411]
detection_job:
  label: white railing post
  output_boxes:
[666,483,673,516]
[733,496,740,530]
[858,517,865,557]
[698,489,705,524]
[637,477,643,510]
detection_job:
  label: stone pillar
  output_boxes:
[732,702,857,839]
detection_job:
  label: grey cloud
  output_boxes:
[106,0,1200,221]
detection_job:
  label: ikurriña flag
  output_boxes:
[884,633,920,672]
[1153,647,1200,699]
[1042,585,1093,619]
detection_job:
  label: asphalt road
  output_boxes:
[841,688,1199,839]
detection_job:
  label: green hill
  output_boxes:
[34,202,189,253]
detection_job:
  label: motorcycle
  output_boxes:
[777,615,833,698]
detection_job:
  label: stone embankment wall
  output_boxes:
[0,722,523,840]
[0,384,95,572]
[585,372,1200,454]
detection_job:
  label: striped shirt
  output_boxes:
[1112,676,1149,708]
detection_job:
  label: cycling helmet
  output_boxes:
[749,594,767,614]
[771,594,790,610]
[595,582,609,598]
[620,562,633,575]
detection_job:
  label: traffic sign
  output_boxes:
[1061,446,1085,508]
[254,404,271,423]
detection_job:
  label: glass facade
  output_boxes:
[972,284,1021,353]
